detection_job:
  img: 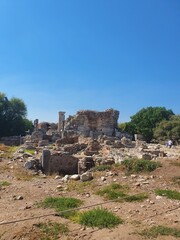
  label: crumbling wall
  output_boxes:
[65,109,119,137]
[42,150,79,175]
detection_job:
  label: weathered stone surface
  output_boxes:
[56,136,79,146]
[65,109,119,137]
[121,137,134,147]
[41,150,79,175]
[113,140,124,148]
[31,130,44,142]
[70,174,80,180]
[0,136,21,146]
[63,143,87,154]
[78,156,95,174]
[38,140,49,147]
[80,171,93,181]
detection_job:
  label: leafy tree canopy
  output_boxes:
[154,115,180,144]
[119,107,174,142]
[0,92,33,137]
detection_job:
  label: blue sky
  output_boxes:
[0,0,180,123]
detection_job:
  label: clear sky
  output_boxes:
[0,0,180,123]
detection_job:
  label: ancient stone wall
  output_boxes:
[0,136,22,146]
[65,109,119,137]
[42,150,79,175]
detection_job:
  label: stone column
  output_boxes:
[42,149,51,175]
[58,112,65,132]
[34,119,39,131]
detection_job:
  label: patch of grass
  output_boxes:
[34,221,69,240]
[0,145,18,158]
[170,161,180,167]
[14,166,35,181]
[67,179,96,194]
[0,181,11,187]
[96,183,127,200]
[78,207,123,228]
[96,183,148,202]
[121,158,162,174]
[24,149,35,155]
[140,225,180,238]
[172,176,180,186]
[123,193,148,202]
[94,165,112,171]
[155,189,180,200]
[39,197,83,219]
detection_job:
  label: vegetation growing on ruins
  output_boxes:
[93,164,112,171]
[0,92,33,137]
[119,106,176,142]
[121,158,162,174]
[77,207,123,228]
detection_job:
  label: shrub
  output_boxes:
[78,207,123,228]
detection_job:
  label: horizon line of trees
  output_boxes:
[0,92,179,144]
[119,106,180,144]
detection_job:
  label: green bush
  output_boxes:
[121,158,161,173]
[39,197,83,219]
[78,207,123,228]
[155,189,180,200]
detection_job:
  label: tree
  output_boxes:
[121,107,174,142]
[0,92,33,137]
[154,115,180,144]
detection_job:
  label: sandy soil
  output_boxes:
[0,147,179,240]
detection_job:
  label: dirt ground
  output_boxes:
[0,146,180,240]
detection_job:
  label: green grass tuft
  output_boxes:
[24,149,35,155]
[140,225,180,238]
[35,221,69,240]
[94,165,112,171]
[155,189,180,200]
[96,183,148,202]
[39,197,83,219]
[78,207,123,228]
[0,181,11,187]
[123,193,148,202]
[121,158,162,173]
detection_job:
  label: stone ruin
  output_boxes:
[65,109,119,137]
[29,108,120,144]
[19,109,122,176]
[13,108,172,178]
